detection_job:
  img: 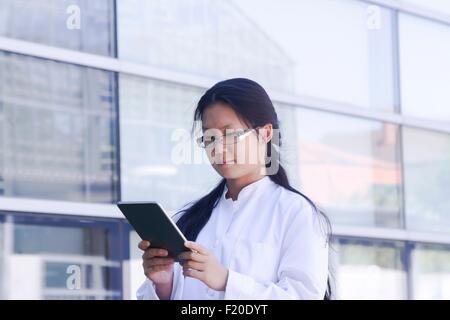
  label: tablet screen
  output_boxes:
[117,201,189,260]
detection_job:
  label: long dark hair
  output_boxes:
[175,78,333,299]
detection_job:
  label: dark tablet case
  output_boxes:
[117,201,188,259]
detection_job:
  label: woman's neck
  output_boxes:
[225,172,266,201]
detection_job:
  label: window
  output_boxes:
[0,215,4,298]
[124,228,146,300]
[117,0,396,110]
[0,0,116,56]
[0,213,122,299]
[332,238,407,299]
[279,106,402,228]
[0,52,118,203]
[403,128,450,233]
[119,75,219,211]
[411,243,450,299]
[402,0,450,16]
[399,13,450,123]
[0,103,4,195]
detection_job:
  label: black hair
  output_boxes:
[175,78,333,299]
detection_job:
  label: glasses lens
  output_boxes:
[198,130,251,147]
[198,135,216,148]
[222,132,238,145]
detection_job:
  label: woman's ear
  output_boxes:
[258,123,273,143]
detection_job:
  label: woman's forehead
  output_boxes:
[201,104,247,130]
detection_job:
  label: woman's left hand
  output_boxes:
[178,241,229,291]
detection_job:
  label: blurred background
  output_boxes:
[0,0,449,300]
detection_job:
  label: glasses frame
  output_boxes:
[196,128,256,148]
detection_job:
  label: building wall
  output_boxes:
[0,0,449,299]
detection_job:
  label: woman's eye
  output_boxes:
[203,136,216,145]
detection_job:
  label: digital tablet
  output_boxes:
[117,201,189,260]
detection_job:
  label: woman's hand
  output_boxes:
[139,240,174,285]
[178,241,229,291]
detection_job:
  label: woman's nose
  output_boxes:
[211,146,230,163]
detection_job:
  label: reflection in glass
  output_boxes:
[332,238,406,299]
[412,244,450,299]
[0,217,4,298]
[123,229,146,300]
[118,0,396,110]
[279,106,402,228]
[0,214,121,300]
[0,0,116,56]
[0,101,3,195]
[402,0,450,16]
[0,51,118,203]
[117,0,294,93]
[403,128,450,233]
[399,13,450,123]
[119,75,219,211]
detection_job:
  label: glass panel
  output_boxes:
[0,215,4,299]
[123,229,146,300]
[402,0,450,15]
[119,75,219,211]
[279,105,402,228]
[0,100,4,195]
[0,0,116,56]
[1,214,121,300]
[332,238,406,299]
[0,51,118,203]
[117,0,396,110]
[412,244,450,300]
[403,128,450,233]
[399,13,450,123]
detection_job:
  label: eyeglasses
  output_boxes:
[196,128,255,148]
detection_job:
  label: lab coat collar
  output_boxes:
[222,176,273,206]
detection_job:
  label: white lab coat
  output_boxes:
[136,176,329,300]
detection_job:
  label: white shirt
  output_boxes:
[136,176,329,300]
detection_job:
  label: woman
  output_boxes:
[137,78,332,300]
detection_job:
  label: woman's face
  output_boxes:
[201,102,272,179]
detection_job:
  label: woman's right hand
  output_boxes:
[139,240,174,285]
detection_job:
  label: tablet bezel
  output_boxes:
[117,201,189,260]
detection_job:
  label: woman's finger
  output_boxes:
[183,268,205,281]
[184,241,208,255]
[182,260,205,271]
[145,265,172,274]
[146,257,175,267]
[142,248,169,260]
[143,260,173,271]
[178,251,207,262]
[138,240,151,251]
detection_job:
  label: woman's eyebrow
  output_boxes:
[202,124,235,131]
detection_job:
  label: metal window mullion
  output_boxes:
[82,71,91,202]
[112,0,121,204]
[405,241,415,300]
[359,0,450,27]
[391,9,408,232]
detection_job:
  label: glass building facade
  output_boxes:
[0,0,449,299]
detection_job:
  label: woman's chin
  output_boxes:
[213,163,241,178]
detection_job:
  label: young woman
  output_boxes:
[137,78,332,300]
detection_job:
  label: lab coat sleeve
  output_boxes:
[136,262,185,300]
[224,201,329,300]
